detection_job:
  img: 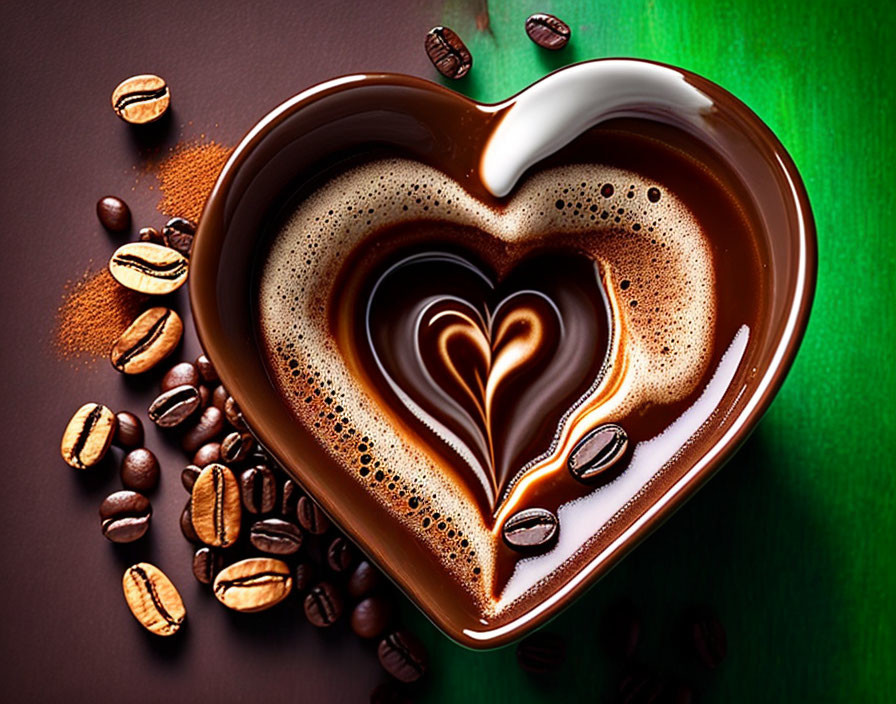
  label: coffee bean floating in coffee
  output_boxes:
[192,546,223,585]
[161,217,196,258]
[108,242,188,295]
[110,307,183,374]
[240,465,278,514]
[424,26,472,79]
[213,557,292,612]
[122,562,185,636]
[524,13,571,50]
[378,630,428,682]
[502,507,559,551]
[100,490,152,543]
[304,581,344,627]
[61,402,117,469]
[111,74,170,125]
[148,384,201,428]
[249,517,303,555]
[120,448,160,492]
[516,630,567,673]
[567,424,629,482]
[113,411,144,449]
[191,463,241,548]
[96,196,131,232]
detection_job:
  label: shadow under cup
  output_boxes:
[190,62,816,648]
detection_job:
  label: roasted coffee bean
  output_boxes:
[211,384,228,412]
[348,560,383,599]
[603,599,642,659]
[96,196,131,232]
[181,465,201,492]
[192,546,223,585]
[280,478,300,517]
[378,630,427,683]
[138,226,164,244]
[249,518,303,555]
[148,384,201,428]
[120,448,160,492]
[198,385,211,409]
[161,361,200,390]
[61,402,116,469]
[109,242,188,295]
[191,463,241,547]
[196,353,219,383]
[502,507,558,550]
[327,536,355,573]
[370,682,413,704]
[297,495,331,535]
[161,217,196,258]
[223,396,247,431]
[181,406,224,453]
[221,430,254,463]
[100,490,152,543]
[192,442,221,467]
[524,13,571,50]
[240,465,277,514]
[618,666,667,704]
[111,74,170,124]
[113,411,144,449]
[516,630,566,674]
[568,424,628,481]
[213,557,292,612]
[686,607,727,669]
[180,500,200,542]
[424,26,472,79]
[122,562,185,636]
[304,582,344,627]
[111,307,183,374]
[351,596,393,639]
[294,561,316,593]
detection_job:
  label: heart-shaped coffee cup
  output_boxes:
[191,60,815,648]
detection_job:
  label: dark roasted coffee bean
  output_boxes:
[294,562,315,593]
[249,518,303,555]
[221,430,254,463]
[100,490,152,543]
[297,495,331,535]
[327,536,355,573]
[61,402,116,469]
[280,478,300,517]
[516,631,566,674]
[304,582,343,627]
[180,500,200,542]
[161,217,196,258]
[113,411,144,449]
[686,607,727,669]
[148,384,201,428]
[352,596,393,639]
[191,463,241,548]
[120,448,160,492]
[348,560,383,599]
[240,465,277,514]
[181,406,224,453]
[213,557,292,612]
[370,682,413,704]
[182,465,201,492]
[122,562,185,636]
[604,599,642,659]
[378,630,427,683]
[111,74,170,124]
[161,361,200,390]
[211,384,228,412]
[525,13,571,50]
[138,226,164,244]
[192,546,223,585]
[111,307,183,374]
[568,424,628,481]
[196,353,219,384]
[109,242,188,295]
[424,26,472,79]
[198,385,211,409]
[192,442,221,467]
[618,666,667,704]
[502,507,558,550]
[223,396,247,431]
[97,196,131,232]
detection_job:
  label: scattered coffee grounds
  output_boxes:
[152,139,233,223]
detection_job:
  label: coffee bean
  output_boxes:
[370,682,413,704]
[568,424,628,481]
[192,442,221,467]
[182,465,201,492]
[524,13,571,50]
[100,490,152,543]
[603,599,642,659]
[109,242,188,295]
[502,507,558,551]
[249,518,303,555]
[213,557,292,612]
[348,560,383,599]
[161,361,200,390]
[61,403,116,469]
[304,582,344,627]
[96,196,131,232]
[211,384,228,412]
[352,596,393,639]
[221,430,254,463]
[424,26,472,79]
[180,500,200,542]
[181,406,224,453]
[377,630,427,682]
[618,666,667,703]
[280,478,301,517]
[161,217,196,258]
[192,546,223,585]
[196,353,219,384]
[148,384,201,428]
[111,74,170,125]
[122,562,185,636]
[138,226,164,244]
[294,561,315,593]
[223,396,247,431]
[191,463,241,547]
[685,607,727,669]
[120,448,160,492]
[198,385,211,409]
[240,465,277,514]
[516,631,566,674]
[327,536,355,573]
[297,495,331,535]
[113,411,144,449]
[111,307,183,374]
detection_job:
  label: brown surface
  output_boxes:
[0,1,436,701]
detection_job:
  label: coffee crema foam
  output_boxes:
[258,158,714,612]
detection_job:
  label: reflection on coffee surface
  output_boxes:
[257,127,764,616]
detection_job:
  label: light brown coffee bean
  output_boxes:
[61,403,117,469]
[109,242,188,295]
[113,411,144,449]
[181,406,224,453]
[568,424,628,481]
[221,430,254,463]
[110,307,183,374]
[524,13,571,50]
[161,361,200,390]
[213,557,292,612]
[191,463,241,547]
[424,26,472,79]
[122,562,185,636]
[148,384,201,428]
[111,74,170,125]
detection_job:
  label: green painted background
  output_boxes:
[402,1,896,701]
